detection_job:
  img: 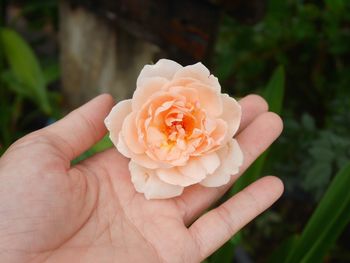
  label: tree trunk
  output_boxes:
[59,1,159,108]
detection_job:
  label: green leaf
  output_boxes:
[43,62,60,85]
[0,27,51,114]
[209,240,235,263]
[284,162,350,263]
[302,163,332,200]
[301,114,315,132]
[209,232,242,263]
[72,135,113,165]
[324,0,346,13]
[1,70,31,97]
[268,235,299,263]
[263,65,285,114]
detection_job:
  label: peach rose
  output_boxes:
[105,59,243,199]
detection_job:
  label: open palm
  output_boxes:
[0,94,283,263]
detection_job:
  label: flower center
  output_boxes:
[147,99,204,154]
[165,112,195,141]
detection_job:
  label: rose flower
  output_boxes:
[105,59,243,199]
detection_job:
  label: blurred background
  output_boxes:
[0,0,349,262]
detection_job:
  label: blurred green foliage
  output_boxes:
[282,161,350,263]
[1,28,51,114]
[0,0,60,154]
[211,0,350,262]
[0,27,60,154]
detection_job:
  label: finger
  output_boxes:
[189,176,284,260]
[176,112,283,225]
[237,94,268,133]
[39,94,114,161]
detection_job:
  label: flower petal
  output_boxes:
[144,174,184,200]
[136,59,182,87]
[146,127,166,148]
[187,82,223,116]
[173,62,221,93]
[104,99,132,146]
[133,153,170,169]
[220,94,241,141]
[198,152,220,174]
[129,161,184,200]
[177,158,207,182]
[117,132,132,158]
[132,77,169,111]
[129,160,148,193]
[118,133,169,169]
[168,86,199,105]
[200,139,243,187]
[122,112,145,154]
[224,139,244,171]
[156,159,206,187]
[210,119,227,145]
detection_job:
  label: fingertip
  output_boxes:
[97,93,115,105]
[40,93,117,161]
[245,94,269,112]
[238,94,269,132]
[265,112,284,136]
[262,175,284,199]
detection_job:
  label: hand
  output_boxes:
[0,94,283,263]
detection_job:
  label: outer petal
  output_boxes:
[136,59,182,87]
[173,62,221,93]
[220,94,242,141]
[104,99,132,146]
[177,158,207,183]
[227,139,244,170]
[209,119,228,145]
[197,152,220,174]
[116,132,132,158]
[156,158,207,187]
[129,160,148,193]
[132,153,171,169]
[122,112,145,154]
[200,139,243,187]
[132,77,169,111]
[129,161,184,200]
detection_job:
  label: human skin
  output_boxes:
[0,94,283,263]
